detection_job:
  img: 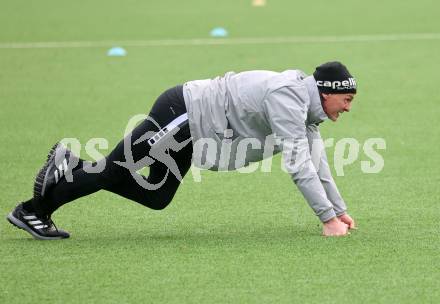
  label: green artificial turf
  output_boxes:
[1,0,439,303]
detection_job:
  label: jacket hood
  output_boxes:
[304,75,328,125]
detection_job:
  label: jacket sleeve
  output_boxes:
[263,87,336,222]
[306,124,347,216]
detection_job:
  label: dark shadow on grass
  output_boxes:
[75,224,323,250]
[2,223,321,248]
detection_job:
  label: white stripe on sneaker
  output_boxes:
[28,220,43,225]
[34,225,48,229]
[23,215,37,220]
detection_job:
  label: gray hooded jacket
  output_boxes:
[183,70,347,222]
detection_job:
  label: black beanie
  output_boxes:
[313,61,357,94]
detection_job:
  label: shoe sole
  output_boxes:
[6,212,66,240]
[34,143,59,200]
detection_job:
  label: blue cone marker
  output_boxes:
[210,27,228,38]
[107,47,127,56]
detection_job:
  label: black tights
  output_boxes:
[34,86,193,216]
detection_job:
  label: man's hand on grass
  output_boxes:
[338,213,356,229]
[322,217,349,237]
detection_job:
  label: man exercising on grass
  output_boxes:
[7,61,357,240]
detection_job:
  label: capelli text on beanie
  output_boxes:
[313,61,357,94]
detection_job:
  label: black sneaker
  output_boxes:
[34,142,79,200]
[6,203,69,240]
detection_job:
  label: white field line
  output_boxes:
[1,33,440,49]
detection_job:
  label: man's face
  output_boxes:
[321,93,355,121]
